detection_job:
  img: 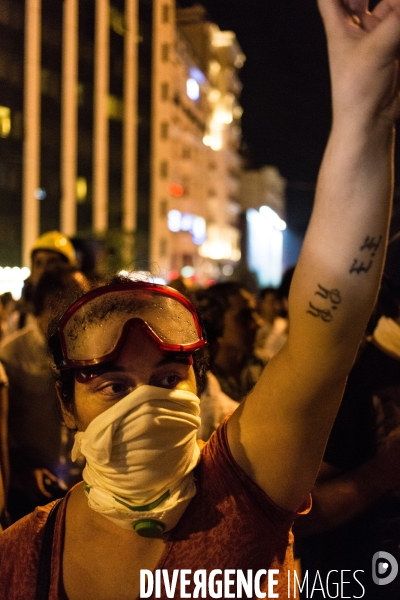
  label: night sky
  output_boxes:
[178,0,400,237]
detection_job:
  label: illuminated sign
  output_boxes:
[167,210,206,245]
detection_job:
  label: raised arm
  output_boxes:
[227,0,400,511]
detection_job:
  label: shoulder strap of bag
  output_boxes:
[35,498,63,600]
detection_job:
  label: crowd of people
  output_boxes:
[1,0,400,597]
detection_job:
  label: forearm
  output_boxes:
[227,0,400,512]
[289,120,394,379]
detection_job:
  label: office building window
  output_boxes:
[160,161,168,178]
[160,199,168,217]
[161,82,169,101]
[160,238,167,257]
[160,122,169,139]
[161,43,169,61]
[161,4,169,23]
[0,107,11,138]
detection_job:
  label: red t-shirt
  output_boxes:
[0,421,309,599]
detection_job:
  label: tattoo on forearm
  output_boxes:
[307,284,342,322]
[349,235,382,275]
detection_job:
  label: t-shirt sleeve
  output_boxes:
[202,418,311,528]
[0,505,52,599]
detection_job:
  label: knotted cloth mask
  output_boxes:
[71,384,201,537]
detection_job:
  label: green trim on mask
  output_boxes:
[113,489,170,512]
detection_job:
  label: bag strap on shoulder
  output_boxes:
[35,498,63,600]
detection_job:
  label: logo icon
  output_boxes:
[372,551,398,586]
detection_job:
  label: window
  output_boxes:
[160,122,169,139]
[76,177,87,203]
[160,161,168,179]
[160,199,168,217]
[161,4,169,23]
[107,95,123,120]
[0,107,11,138]
[10,110,22,139]
[161,43,169,62]
[182,146,191,159]
[110,6,125,36]
[41,68,60,100]
[161,82,169,101]
[160,238,167,257]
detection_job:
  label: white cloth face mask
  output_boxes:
[71,384,201,537]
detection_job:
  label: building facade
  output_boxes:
[0,0,245,285]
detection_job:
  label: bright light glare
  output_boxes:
[168,210,182,232]
[186,78,200,101]
[259,205,287,230]
[0,266,31,299]
[118,270,166,284]
[189,67,206,84]
[181,266,195,278]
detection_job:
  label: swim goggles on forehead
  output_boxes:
[55,282,206,370]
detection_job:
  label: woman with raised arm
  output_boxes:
[1,1,400,598]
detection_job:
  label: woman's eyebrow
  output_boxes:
[155,354,192,368]
[79,363,127,378]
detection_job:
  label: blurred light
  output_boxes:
[234,54,246,69]
[168,270,179,281]
[168,211,206,245]
[192,216,206,245]
[189,67,206,84]
[200,224,241,261]
[209,60,220,74]
[167,182,184,197]
[214,108,232,125]
[0,106,11,138]
[222,265,234,276]
[34,188,47,200]
[181,266,195,278]
[208,89,220,103]
[247,209,283,286]
[212,31,235,48]
[107,94,123,120]
[233,105,243,119]
[181,213,192,232]
[168,210,182,233]
[118,270,166,284]
[76,177,87,203]
[186,78,200,101]
[259,205,287,230]
[0,266,31,300]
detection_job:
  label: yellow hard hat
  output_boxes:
[31,230,77,266]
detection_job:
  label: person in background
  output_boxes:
[0,266,89,522]
[16,230,77,330]
[255,266,295,363]
[254,285,286,363]
[1,1,400,598]
[0,362,9,531]
[195,282,263,403]
[0,294,18,343]
[194,282,263,440]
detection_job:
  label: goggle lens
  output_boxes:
[57,283,205,369]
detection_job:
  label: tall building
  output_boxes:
[240,166,287,287]
[0,0,245,286]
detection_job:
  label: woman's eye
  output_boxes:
[159,374,181,388]
[101,382,130,396]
